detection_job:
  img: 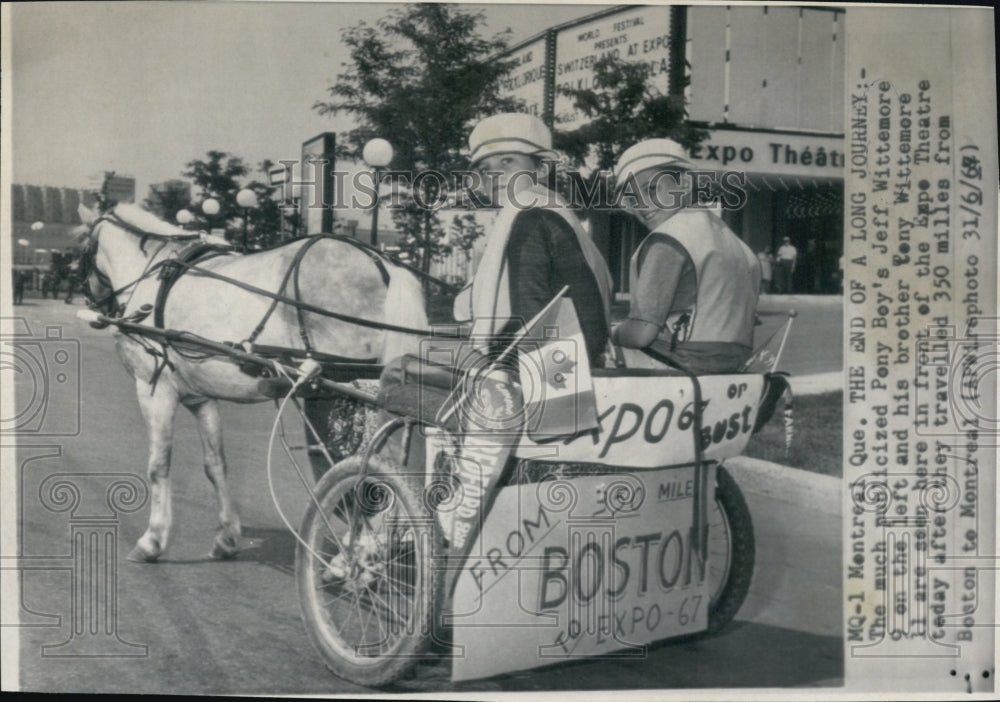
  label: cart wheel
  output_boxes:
[296,455,442,687]
[706,465,755,633]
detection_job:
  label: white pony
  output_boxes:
[77,203,427,562]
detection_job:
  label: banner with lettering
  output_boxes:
[516,374,765,467]
[553,5,673,130]
[449,464,715,681]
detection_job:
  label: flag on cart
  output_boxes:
[517,297,599,439]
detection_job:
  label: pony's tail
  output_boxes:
[381,266,428,362]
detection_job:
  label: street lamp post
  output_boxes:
[201,197,220,237]
[176,209,194,228]
[236,188,259,249]
[28,222,44,285]
[362,138,394,247]
[281,203,299,241]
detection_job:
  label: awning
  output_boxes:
[741,173,842,193]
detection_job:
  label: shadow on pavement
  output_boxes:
[396,622,842,692]
[240,525,297,576]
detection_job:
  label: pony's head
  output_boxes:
[76,202,207,316]
[76,203,119,314]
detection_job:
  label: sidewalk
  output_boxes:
[726,455,841,638]
[611,294,843,379]
[789,370,841,395]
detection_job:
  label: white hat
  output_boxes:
[468,113,559,166]
[614,138,694,181]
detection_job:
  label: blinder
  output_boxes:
[79,221,122,317]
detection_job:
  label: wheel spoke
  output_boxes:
[361,583,409,650]
[298,461,436,681]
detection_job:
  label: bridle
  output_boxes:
[80,211,200,317]
[79,223,120,316]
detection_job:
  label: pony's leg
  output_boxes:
[129,379,179,562]
[184,398,241,560]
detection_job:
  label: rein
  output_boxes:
[85,216,461,345]
[170,257,457,338]
[83,213,203,315]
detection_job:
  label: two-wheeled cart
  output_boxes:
[273,350,790,685]
[80,306,791,687]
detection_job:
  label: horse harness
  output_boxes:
[152,242,233,328]
[81,210,203,316]
[83,212,439,390]
[236,234,391,357]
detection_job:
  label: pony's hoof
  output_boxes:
[210,537,240,560]
[127,544,160,563]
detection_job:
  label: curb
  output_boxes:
[725,455,840,517]
[788,371,841,396]
[758,294,842,308]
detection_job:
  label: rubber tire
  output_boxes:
[707,465,755,633]
[296,456,442,687]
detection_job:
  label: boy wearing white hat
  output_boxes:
[375,113,613,472]
[454,112,613,364]
[612,138,761,373]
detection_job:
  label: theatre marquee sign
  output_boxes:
[690,129,845,179]
[496,6,675,131]
[553,5,673,129]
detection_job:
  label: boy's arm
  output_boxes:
[611,237,686,349]
[506,210,555,322]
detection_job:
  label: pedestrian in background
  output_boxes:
[756,246,774,293]
[775,236,797,294]
[13,269,26,305]
[64,248,79,304]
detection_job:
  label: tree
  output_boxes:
[183,150,249,234]
[143,181,192,224]
[314,3,520,278]
[241,160,284,249]
[389,193,452,265]
[555,55,708,176]
[448,212,485,283]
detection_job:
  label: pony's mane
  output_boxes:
[111,203,192,239]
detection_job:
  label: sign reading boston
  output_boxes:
[449,465,715,681]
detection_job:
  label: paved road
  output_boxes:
[6,298,842,693]
[755,294,842,377]
[612,293,843,378]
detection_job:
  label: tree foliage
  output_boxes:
[314,3,520,274]
[174,152,287,248]
[143,182,192,224]
[555,55,708,174]
[183,150,249,225]
[242,160,284,249]
[448,212,485,271]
